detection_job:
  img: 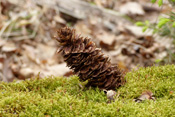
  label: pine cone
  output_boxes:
[55,27,124,90]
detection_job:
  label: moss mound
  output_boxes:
[0,65,175,116]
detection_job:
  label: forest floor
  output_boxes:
[0,65,175,116]
[0,0,174,82]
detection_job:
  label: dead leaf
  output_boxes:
[75,21,91,37]
[0,54,6,62]
[2,57,14,82]
[1,42,17,52]
[94,0,114,9]
[19,67,33,78]
[53,15,66,24]
[119,2,145,16]
[96,31,116,50]
[170,91,173,94]
[134,91,155,103]
[0,63,3,70]
[125,25,152,38]
[63,70,74,77]
[0,39,6,47]
[39,63,70,77]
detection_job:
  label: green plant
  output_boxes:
[136,0,175,64]
[0,65,175,116]
[136,0,175,35]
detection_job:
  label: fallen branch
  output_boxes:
[34,0,130,24]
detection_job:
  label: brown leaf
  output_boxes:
[2,57,14,82]
[134,91,155,103]
[119,2,145,16]
[96,31,117,51]
[63,70,74,77]
[125,25,152,38]
[1,42,17,52]
[0,39,6,47]
[39,63,70,77]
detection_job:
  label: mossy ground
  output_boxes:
[0,65,175,117]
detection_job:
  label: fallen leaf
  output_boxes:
[19,67,33,79]
[39,63,70,77]
[0,63,3,70]
[75,21,91,37]
[125,25,152,38]
[170,91,173,94]
[53,15,66,24]
[1,42,17,52]
[63,70,74,77]
[0,39,6,47]
[96,31,116,50]
[134,91,155,103]
[119,2,145,16]
[2,57,14,82]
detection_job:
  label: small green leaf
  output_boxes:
[142,26,148,32]
[155,59,162,63]
[151,0,157,3]
[135,22,144,26]
[158,0,163,6]
[158,18,170,28]
[145,20,150,26]
[153,28,158,34]
[173,22,175,27]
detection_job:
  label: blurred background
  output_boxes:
[0,0,174,82]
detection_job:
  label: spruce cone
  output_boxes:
[55,27,124,90]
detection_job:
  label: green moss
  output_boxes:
[0,65,175,116]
